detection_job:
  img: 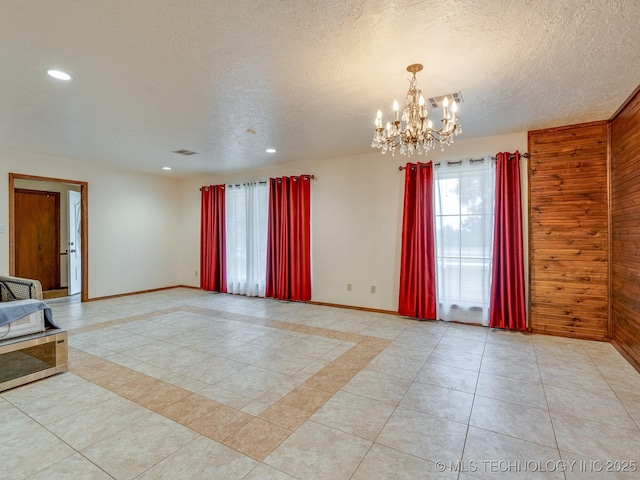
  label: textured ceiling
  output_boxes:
[0,0,638,177]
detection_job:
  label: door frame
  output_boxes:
[9,173,89,302]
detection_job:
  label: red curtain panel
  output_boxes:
[489,152,526,330]
[200,185,227,292]
[398,162,437,319]
[265,175,312,301]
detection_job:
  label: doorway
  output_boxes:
[9,173,89,302]
[14,188,60,291]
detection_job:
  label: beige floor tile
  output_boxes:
[47,396,155,450]
[482,342,537,364]
[189,404,253,442]
[198,384,254,409]
[445,323,488,341]
[479,355,541,383]
[399,381,474,424]
[551,412,640,460]
[220,342,271,363]
[136,435,258,479]
[159,393,221,425]
[545,385,634,428]
[381,341,434,361]
[358,324,405,339]
[26,453,113,480]
[8,290,640,479]
[0,415,76,479]
[101,333,156,353]
[264,421,371,480]
[304,364,357,394]
[214,365,288,399]
[364,353,425,380]
[3,379,116,426]
[310,390,395,441]
[560,450,640,479]
[82,413,199,480]
[539,363,613,394]
[416,362,479,393]
[0,408,56,447]
[352,443,458,480]
[241,399,271,416]
[117,339,183,362]
[470,395,556,448]
[278,383,335,414]
[90,364,148,389]
[256,351,321,376]
[68,353,122,380]
[475,373,548,410]
[377,407,468,463]
[0,397,13,414]
[427,349,483,372]
[256,380,301,406]
[436,337,486,356]
[128,361,173,379]
[259,402,311,430]
[462,426,564,479]
[242,463,297,479]
[157,370,209,392]
[224,418,292,460]
[342,369,413,405]
[122,379,191,412]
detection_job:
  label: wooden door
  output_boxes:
[15,189,60,291]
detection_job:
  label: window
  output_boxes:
[434,159,495,325]
[225,182,269,296]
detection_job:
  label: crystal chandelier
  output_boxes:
[372,63,461,156]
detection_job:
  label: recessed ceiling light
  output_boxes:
[265,148,276,153]
[47,69,73,81]
[162,166,172,170]
[172,149,198,156]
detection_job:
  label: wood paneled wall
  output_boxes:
[528,121,609,340]
[610,87,640,367]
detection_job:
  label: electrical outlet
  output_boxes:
[195,270,198,277]
[371,285,376,294]
[347,283,352,291]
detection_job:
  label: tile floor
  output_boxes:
[2,288,640,479]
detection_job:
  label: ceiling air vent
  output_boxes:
[427,91,463,108]
[172,149,198,156]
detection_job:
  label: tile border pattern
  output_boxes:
[67,305,390,461]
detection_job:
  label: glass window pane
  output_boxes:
[434,162,495,325]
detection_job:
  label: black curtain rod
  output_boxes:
[201,175,315,190]
[398,152,529,171]
[227,181,269,187]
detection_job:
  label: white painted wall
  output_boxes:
[1,131,526,306]
[179,132,528,312]
[0,147,182,298]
